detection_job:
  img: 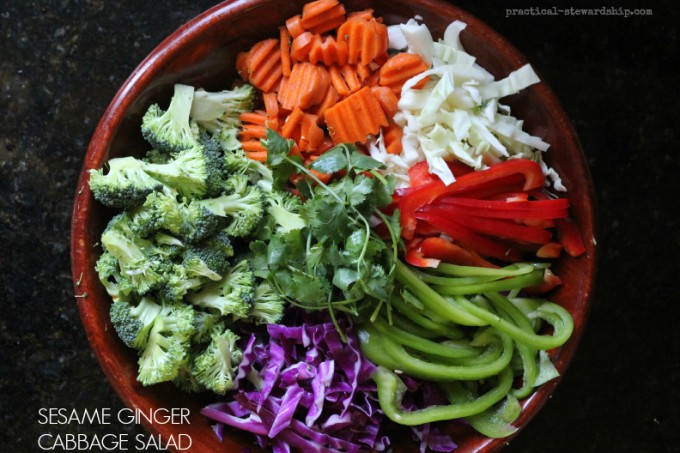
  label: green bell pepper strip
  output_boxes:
[390,293,465,339]
[431,261,538,278]
[395,260,486,326]
[431,269,545,296]
[376,325,514,381]
[449,295,574,350]
[372,365,514,426]
[373,316,480,359]
[464,395,522,438]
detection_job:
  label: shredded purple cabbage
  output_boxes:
[202,314,390,452]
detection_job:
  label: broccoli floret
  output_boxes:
[143,148,173,164]
[137,302,195,386]
[191,310,225,344]
[201,229,234,259]
[143,144,220,199]
[249,282,284,325]
[192,327,243,394]
[151,231,186,259]
[100,213,172,296]
[95,251,132,300]
[173,353,205,393]
[214,127,241,153]
[266,190,306,233]
[141,84,200,154]
[144,191,224,243]
[197,174,265,237]
[158,264,205,303]
[89,156,164,209]
[224,147,274,192]
[109,297,163,349]
[198,132,228,198]
[182,245,230,281]
[190,85,255,133]
[187,258,255,317]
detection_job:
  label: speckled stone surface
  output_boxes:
[1,1,678,452]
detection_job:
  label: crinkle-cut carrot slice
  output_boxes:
[290,31,315,62]
[379,52,430,95]
[278,62,330,111]
[247,38,283,93]
[347,8,375,20]
[236,51,250,82]
[281,107,305,139]
[279,26,292,77]
[308,35,349,67]
[239,124,268,141]
[329,65,350,97]
[240,111,268,126]
[371,86,399,119]
[301,0,346,35]
[245,150,268,162]
[313,84,339,123]
[324,86,388,145]
[299,113,325,152]
[337,16,388,67]
[382,122,403,154]
[263,92,281,130]
[286,15,305,38]
[241,140,267,153]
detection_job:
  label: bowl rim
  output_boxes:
[70,0,598,451]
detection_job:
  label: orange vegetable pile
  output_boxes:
[235,0,430,163]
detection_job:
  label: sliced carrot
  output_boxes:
[279,26,292,77]
[324,86,388,144]
[347,9,374,20]
[262,92,280,130]
[371,86,399,119]
[239,111,268,126]
[313,84,339,122]
[337,16,388,67]
[239,124,268,141]
[329,65,350,97]
[281,107,305,139]
[379,52,430,95]
[247,38,283,93]
[285,14,305,39]
[290,31,315,62]
[241,140,267,153]
[308,35,349,67]
[340,65,361,92]
[236,51,250,82]
[245,150,268,162]
[301,0,346,35]
[299,113,325,152]
[381,122,403,154]
[278,62,330,111]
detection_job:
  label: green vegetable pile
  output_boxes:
[91,83,295,394]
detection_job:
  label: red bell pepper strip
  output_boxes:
[421,207,553,245]
[415,211,523,262]
[400,159,545,239]
[419,237,498,268]
[404,238,440,268]
[433,197,570,220]
[407,160,474,188]
[555,218,586,257]
[536,241,563,259]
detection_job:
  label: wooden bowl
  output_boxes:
[70,0,597,451]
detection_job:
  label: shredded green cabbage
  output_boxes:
[368,19,565,191]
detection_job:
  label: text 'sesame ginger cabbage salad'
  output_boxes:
[88,1,586,451]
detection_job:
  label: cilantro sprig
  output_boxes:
[253,130,401,337]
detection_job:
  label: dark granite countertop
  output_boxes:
[1,0,678,452]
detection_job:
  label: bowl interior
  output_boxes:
[71,0,596,451]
